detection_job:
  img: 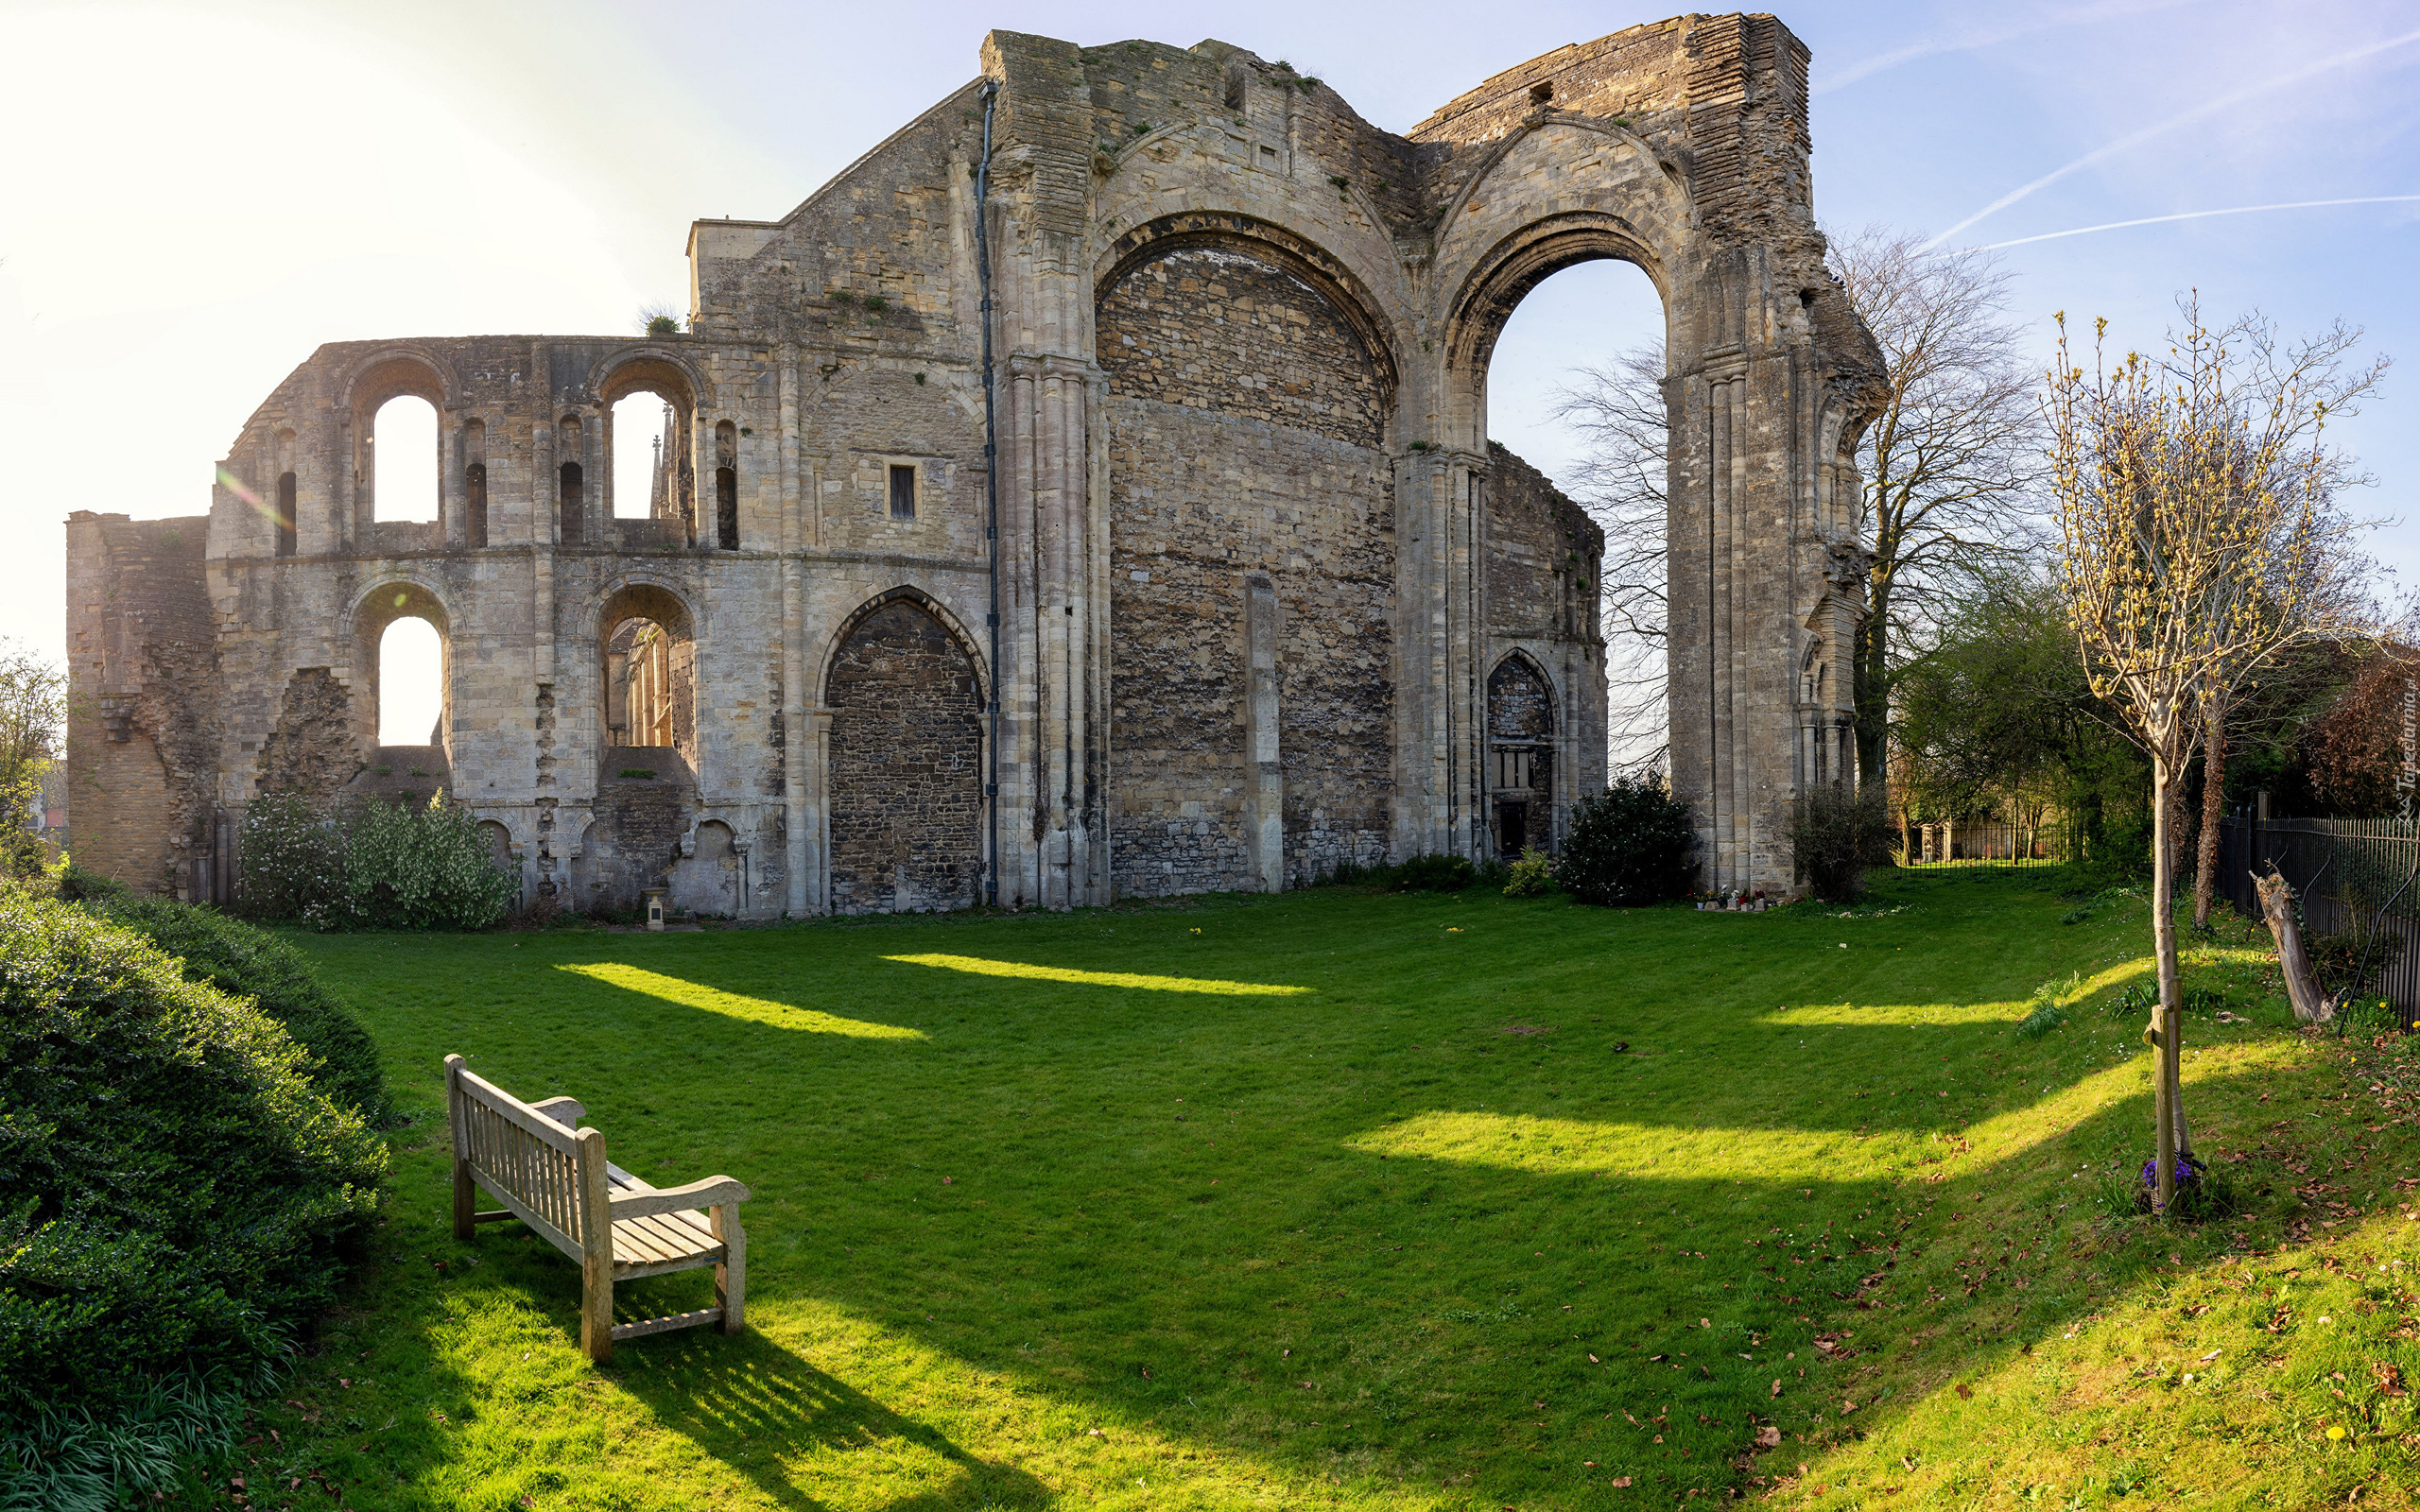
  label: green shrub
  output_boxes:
[0,890,385,1455]
[239,791,518,931]
[1789,784,1894,903]
[2016,999,2065,1040]
[1552,777,1698,905]
[79,894,386,1121]
[1391,853,1476,892]
[1502,848,1554,898]
[234,790,340,922]
[1,1366,257,1510]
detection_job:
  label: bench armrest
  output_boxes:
[608,1176,751,1221]
[528,1096,585,1127]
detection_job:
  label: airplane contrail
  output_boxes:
[1981,196,2420,249]
[1815,0,2191,97]
[1926,25,2420,249]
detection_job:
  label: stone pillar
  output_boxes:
[1243,574,1283,891]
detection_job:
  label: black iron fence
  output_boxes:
[2216,815,2420,1030]
[1897,821,2065,868]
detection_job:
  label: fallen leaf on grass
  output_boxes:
[1756,1425,1782,1447]
[1954,1383,1973,1400]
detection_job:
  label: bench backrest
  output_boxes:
[446,1057,605,1258]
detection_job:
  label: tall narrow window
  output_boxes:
[888,463,916,520]
[716,421,739,549]
[560,461,584,542]
[466,463,488,547]
[371,395,440,522]
[465,418,487,548]
[275,472,297,557]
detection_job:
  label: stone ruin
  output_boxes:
[66,13,1883,916]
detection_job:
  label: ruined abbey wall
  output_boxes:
[67,12,1881,911]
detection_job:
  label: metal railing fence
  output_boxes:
[2216,815,2419,1030]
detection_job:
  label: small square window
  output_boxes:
[889,463,916,519]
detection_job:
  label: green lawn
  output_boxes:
[220,871,2419,1509]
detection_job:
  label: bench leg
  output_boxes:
[452,1158,476,1243]
[713,1202,746,1335]
[577,1127,614,1364]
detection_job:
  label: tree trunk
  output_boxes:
[1854,583,1891,799]
[2194,713,2227,929]
[2149,765,2179,1215]
[2255,868,2335,1022]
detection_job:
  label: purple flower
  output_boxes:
[2139,1157,2200,1190]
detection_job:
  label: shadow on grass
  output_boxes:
[308,871,2314,1504]
[614,1328,1055,1512]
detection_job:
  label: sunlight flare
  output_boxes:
[559,962,926,1039]
[881,953,1311,996]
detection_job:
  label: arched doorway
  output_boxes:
[1486,654,1555,858]
[824,593,983,914]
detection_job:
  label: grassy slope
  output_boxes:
[214,871,2418,1510]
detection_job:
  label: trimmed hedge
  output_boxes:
[0,888,387,1422]
[56,866,386,1121]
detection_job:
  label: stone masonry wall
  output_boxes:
[826,599,984,914]
[1101,245,1393,894]
[63,514,219,896]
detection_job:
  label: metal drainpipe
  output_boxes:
[977,80,1001,908]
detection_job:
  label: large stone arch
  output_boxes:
[1402,62,1885,891]
[1095,215,1398,897]
[821,591,985,915]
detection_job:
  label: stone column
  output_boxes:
[1242,574,1283,891]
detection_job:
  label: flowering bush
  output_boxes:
[1502,848,1554,898]
[238,792,518,931]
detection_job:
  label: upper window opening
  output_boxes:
[1530,79,1554,105]
[611,393,672,520]
[716,421,739,550]
[378,615,444,746]
[466,464,488,547]
[889,464,917,520]
[275,472,297,557]
[560,460,585,542]
[371,395,440,523]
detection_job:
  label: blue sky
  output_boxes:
[5,0,2413,733]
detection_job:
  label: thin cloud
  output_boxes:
[1981,196,2420,249]
[1927,24,2420,249]
[1815,0,2191,97]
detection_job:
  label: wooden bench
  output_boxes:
[444,1054,749,1362]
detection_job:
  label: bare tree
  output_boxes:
[1549,227,2039,784]
[1831,227,2042,791]
[2046,302,2372,1215]
[1550,341,1670,769]
[2181,304,2392,928]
